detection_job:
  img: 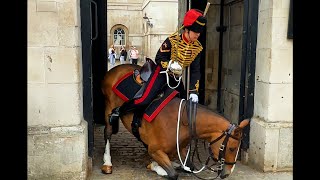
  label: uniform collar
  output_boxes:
[182,33,190,44]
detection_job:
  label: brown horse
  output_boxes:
[100,64,249,179]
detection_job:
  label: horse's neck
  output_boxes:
[195,109,230,140]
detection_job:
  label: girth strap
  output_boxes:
[131,113,148,149]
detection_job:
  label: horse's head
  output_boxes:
[208,119,249,179]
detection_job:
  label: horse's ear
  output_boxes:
[233,127,242,137]
[234,119,250,137]
[238,119,250,128]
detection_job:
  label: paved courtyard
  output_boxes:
[89,123,292,180]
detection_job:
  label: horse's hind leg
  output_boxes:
[149,150,178,180]
[101,109,113,174]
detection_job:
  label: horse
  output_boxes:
[100,63,250,179]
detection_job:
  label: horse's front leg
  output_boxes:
[101,111,113,174]
[178,146,195,172]
[148,149,178,180]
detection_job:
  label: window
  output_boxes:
[113,28,125,45]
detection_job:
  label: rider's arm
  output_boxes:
[155,37,172,71]
[189,54,201,95]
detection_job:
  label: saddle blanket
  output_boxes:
[112,71,179,122]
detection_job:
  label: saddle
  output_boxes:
[133,57,156,84]
[132,58,157,99]
[111,59,179,136]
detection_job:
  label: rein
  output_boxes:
[176,99,241,179]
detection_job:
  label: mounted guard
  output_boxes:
[99,4,250,180]
[109,8,207,124]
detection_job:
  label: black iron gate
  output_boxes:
[80,0,107,157]
[238,0,259,150]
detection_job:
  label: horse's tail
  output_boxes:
[101,65,121,97]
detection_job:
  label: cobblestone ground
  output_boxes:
[91,123,219,180]
[90,61,293,180]
[90,122,292,180]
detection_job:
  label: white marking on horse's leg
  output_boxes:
[149,161,168,176]
[103,139,112,166]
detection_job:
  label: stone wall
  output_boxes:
[142,0,178,60]
[205,0,221,111]
[28,0,88,178]
[107,0,178,61]
[248,0,293,172]
[220,1,244,123]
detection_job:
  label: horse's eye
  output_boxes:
[229,148,236,152]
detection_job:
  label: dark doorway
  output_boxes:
[80,0,107,157]
[189,0,258,150]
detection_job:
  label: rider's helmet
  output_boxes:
[183,9,207,33]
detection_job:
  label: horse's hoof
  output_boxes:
[101,165,112,174]
[147,163,152,170]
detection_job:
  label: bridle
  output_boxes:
[191,123,242,180]
[209,124,241,171]
[176,99,243,179]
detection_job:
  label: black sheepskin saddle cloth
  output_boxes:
[112,71,178,122]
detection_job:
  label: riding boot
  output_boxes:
[119,99,137,115]
[109,106,121,134]
[109,106,120,124]
[109,99,137,125]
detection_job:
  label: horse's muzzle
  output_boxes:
[219,167,231,179]
[220,174,229,179]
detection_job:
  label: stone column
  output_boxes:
[28,0,88,179]
[248,0,293,172]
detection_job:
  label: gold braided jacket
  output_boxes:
[155,33,203,93]
[168,34,203,68]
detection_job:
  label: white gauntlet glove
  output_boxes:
[189,93,198,103]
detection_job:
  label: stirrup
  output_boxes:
[111,107,120,115]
